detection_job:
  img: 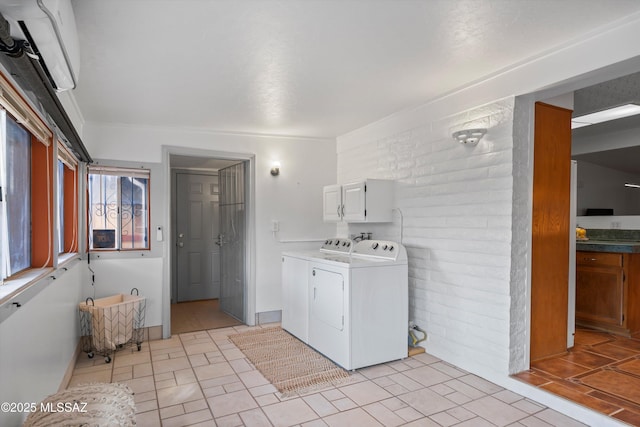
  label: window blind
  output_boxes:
[0,73,51,146]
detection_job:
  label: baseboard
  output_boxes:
[255,310,281,325]
[147,325,162,341]
[59,340,82,392]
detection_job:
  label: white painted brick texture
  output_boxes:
[338,97,515,377]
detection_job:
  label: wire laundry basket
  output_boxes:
[79,288,146,363]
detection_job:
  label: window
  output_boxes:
[57,142,78,255]
[0,109,56,281]
[0,67,79,289]
[87,166,150,251]
[1,112,31,276]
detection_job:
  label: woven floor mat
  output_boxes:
[229,327,352,396]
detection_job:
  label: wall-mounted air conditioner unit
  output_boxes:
[0,0,79,91]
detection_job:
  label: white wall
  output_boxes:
[0,260,88,426]
[340,98,516,378]
[577,161,640,216]
[81,122,337,322]
[576,215,640,230]
[88,257,164,326]
[573,124,640,156]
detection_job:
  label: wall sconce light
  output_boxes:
[452,128,487,146]
[270,161,280,176]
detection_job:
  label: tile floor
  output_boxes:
[171,300,242,334]
[515,327,640,426]
[69,324,588,427]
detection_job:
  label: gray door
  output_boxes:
[218,162,246,321]
[175,172,221,302]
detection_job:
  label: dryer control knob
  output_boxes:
[372,242,379,249]
[382,244,388,250]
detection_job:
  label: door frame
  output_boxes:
[517,56,640,373]
[162,146,256,339]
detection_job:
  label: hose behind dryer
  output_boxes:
[408,323,427,347]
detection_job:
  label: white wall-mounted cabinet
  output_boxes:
[322,179,393,223]
[322,184,343,222]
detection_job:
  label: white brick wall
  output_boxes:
[337,97,516,377]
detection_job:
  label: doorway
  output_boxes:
[170,154,249,334]
[520,65,640,423]
[528,68,640,362]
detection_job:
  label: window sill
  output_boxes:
[58,252,79,265]
[0,268,54,304]
[0,254,82,316]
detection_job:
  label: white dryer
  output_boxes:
[307,240,408,370]
[281,238,354,344]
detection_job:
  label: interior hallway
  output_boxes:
[171,299,242,335]
[515,327,640,425]
[68,324,588,427]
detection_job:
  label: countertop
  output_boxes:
[576,240,640,253]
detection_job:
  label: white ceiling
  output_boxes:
[71,0,640,138]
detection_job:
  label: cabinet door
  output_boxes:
[323,185,342,222]
[342,182,366,222]
[576,264,624,327]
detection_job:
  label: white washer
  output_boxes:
[282,239,408,370]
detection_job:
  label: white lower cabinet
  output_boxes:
[281,254,309,343]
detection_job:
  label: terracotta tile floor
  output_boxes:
[69,324,589,427]
[515,327,640,426]
[171,299,242,334]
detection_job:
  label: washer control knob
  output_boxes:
[382,244,388,250]
[335,240,340,246]
[389,245,394,252]
[372,242,379,249]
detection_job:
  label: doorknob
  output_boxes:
[177,242,184,248]
[215,234,224,246]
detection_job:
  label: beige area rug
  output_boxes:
[172,299,242,334]
[229,327,352,396]
[23,382,135,427]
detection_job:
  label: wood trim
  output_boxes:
[58,142,78,168]
[0,71,52,145]
[531,102,572,362]
[31,136,54,267]
[63,166,78,253]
